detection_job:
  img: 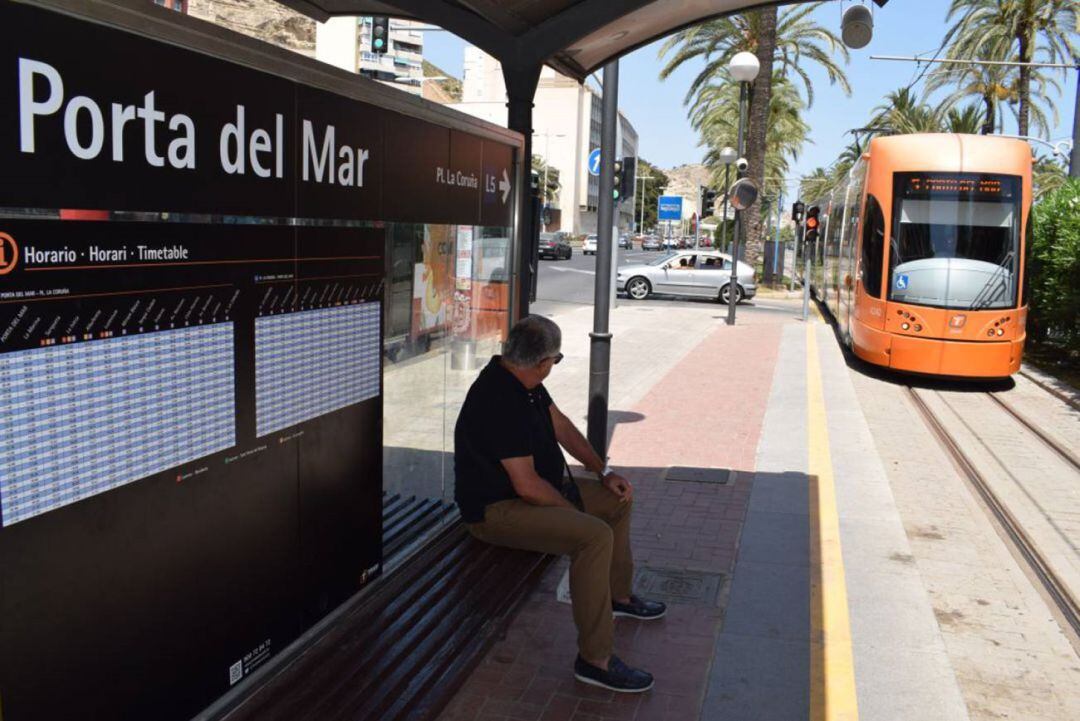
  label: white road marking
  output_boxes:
[546,267,596,275]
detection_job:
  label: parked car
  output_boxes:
[582,234,598,255]
[641,236,663,251]
[618,235,632,249]
[616,251,756,304]
[538,232,572,260]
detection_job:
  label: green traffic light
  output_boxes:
[374,39,384,48]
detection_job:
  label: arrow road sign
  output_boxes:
[499,169,510,204]
[588,148,601,176]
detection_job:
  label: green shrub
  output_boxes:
[1028,178,1080,352]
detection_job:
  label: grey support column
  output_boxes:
[586,60,619,459]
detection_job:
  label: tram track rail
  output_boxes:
[905,386,1080,648]
[986,392,1080,472]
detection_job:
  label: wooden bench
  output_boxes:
[219,496,552,721]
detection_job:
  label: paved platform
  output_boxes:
[435,298,1080,721]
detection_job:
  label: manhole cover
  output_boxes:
[633,567,726,607]
[664,466,734,485]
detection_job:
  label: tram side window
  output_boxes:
[860,195,885,297]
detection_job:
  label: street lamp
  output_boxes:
[726,51,759,326]
[532,132,566,231]
[717,146,737,254]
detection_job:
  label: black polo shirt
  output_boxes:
[454,356,565,522]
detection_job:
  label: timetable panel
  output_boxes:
[0,324,235,526]
[256,303,380,437]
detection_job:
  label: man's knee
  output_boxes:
[575,515,614,552]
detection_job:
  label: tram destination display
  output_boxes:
[0,2,518,720]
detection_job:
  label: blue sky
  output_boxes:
[424,1,1077,185]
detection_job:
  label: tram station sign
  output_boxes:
[0,3,515,227]
[0,2,520,720]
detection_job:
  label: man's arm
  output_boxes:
[549,403,605,474]
[549,403,634,502]
[501,456,576,508]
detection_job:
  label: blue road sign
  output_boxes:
[588,148,601,176]
[658,195,683,221]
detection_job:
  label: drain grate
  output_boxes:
[633,567,726,607]
[664,466,734,485]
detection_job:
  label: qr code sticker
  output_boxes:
[229,660,243,686]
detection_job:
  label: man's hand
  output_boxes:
[602,472,633,502]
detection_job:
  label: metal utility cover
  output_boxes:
[633,567,726,608]
[664,466,734,485]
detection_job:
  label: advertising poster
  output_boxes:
[411,225,453,336]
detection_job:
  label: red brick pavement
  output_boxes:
[438,324,782,721]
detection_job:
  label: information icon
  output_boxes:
[0,232,18,275]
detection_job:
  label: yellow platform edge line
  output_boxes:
[807,324,860,721]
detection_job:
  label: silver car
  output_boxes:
[616,251,756,303]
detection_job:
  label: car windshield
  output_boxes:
[889,173,1021,310]
[649,252,678,266]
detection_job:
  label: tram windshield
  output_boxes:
[889,173,1021,310]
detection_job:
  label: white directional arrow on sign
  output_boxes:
[499,169,511,204]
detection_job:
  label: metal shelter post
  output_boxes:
[1071,67,1079,178]
[586,60,618,459]
[504,65,542,321]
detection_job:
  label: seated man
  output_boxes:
[454,315,664,693]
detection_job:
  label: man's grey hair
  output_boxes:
[503,315,562,367]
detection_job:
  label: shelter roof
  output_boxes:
[275,0,816,81]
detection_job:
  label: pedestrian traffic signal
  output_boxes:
[792,200,805,222]
[804,205,821,244]
[371,16,390,54]
[620,157,637,201]
[702,189,718,216]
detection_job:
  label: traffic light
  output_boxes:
[792,200,805,222]
[702,188,718,216]
[620,156,637,201]
[804,205,821,244]
[370,16,390,54]
[612,159,623,201]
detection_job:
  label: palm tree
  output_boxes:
[691,73,810,196]
[659,2,850,264]
[1033,155,1067,198]
[943,0,1077,137]
[871,87,947,135]
[944,104,986,133]
[799,167,832,204]
[926,60,1015,135]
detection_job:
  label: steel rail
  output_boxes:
[905,387,1080,646]
[987,393,1080,472]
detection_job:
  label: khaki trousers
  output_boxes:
[466,478,633,661]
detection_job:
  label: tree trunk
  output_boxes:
[743,7,777,268]
[981,93,995,135]
[1016,22,1032,137]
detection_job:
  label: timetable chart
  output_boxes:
[0,323,236,526]
[255,302,380,437]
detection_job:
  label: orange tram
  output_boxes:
[810,134,1032,379]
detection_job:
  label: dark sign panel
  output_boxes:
[0,2,517,224]
[0,2,518,720]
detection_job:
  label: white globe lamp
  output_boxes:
[728,52,760,83]
[718,147,738,165]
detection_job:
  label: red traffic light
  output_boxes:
[806,216,819,230]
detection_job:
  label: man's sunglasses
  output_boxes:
[547,352,564,365]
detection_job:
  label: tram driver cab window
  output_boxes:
[860,195,885,298]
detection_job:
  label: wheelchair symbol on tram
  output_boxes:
[895,274,909,290]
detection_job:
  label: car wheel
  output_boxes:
[566,249,573,259]
[626,276,651,300]
[718,283,744,304]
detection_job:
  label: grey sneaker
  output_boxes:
[612,595,667,620]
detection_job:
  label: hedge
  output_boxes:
[1028,178,1080,352]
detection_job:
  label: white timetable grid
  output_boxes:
[255,303,380,437]
[0,324,236,527]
